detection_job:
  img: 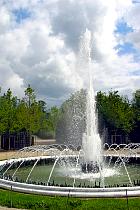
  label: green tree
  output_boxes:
[0,89,18,149]
[38,100,47,113]
[132,90,140,121]
[46,106,60,138]
[131,90,140,142]
[23,85,47,140]
[8,85,47,143]
[14,99,28,132]
[0,85,48,148]
[24,84,36,107]
[97,91,134,134]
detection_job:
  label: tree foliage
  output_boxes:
[56,89,139,145]
[0,89,18,133]
[0,85,140,144]
[132,90,140,121]
[0,86,47,136]
[97,91,134,133]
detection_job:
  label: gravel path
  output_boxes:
[0,151,17,160]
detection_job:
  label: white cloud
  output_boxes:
[0,6,11,34]
[0,0,139,105]
[123,3,140,50]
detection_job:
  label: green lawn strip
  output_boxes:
[0,189,139,210]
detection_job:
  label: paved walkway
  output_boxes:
[0,207,26,210]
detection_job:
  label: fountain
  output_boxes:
[0,143,140,197]
[0,30,140,197]
[80,29,102,175]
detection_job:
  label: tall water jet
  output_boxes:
[81,29,103,174]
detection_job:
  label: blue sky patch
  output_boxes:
[133,52,140,63]
[115,20,133,35]
[132,70,140,75]
[13,8,31,23]
[132,1,140,3]
[115,42,137,55]
[129,70,140,76]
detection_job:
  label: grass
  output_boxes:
[0,189,139,210]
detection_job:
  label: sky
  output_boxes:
[0,0,140,106]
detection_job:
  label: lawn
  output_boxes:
[0,189,139,210]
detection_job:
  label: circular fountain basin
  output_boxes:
[0,144,140,197]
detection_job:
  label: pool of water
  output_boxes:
[4,159,140,188]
